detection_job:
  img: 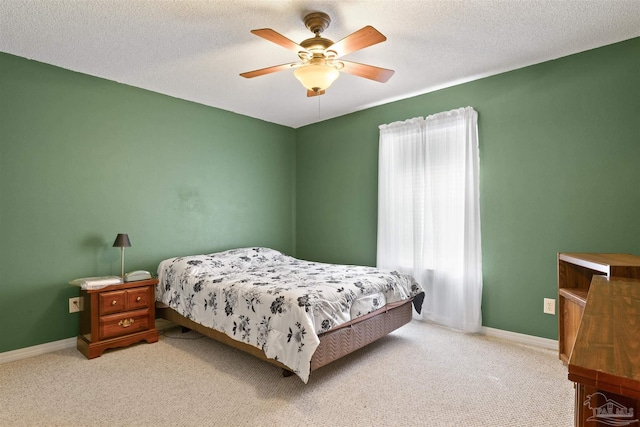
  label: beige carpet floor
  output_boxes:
[0,320,573,426]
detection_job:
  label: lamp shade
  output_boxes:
[112,233,131,248]
[294,62,340,92]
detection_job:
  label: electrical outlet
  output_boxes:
[543,298,556,315]
[69,297,82,313]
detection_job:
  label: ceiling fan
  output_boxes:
[240,12,394,97]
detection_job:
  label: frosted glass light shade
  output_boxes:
[294,63,340,92]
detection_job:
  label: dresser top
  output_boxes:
[559,253,640,269]
[568,276,640,391]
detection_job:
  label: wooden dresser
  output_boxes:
[77,278,158,359]
[568,276,640,426]
[557,253,640,363]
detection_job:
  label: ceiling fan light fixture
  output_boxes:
[294,61,340,93]
[241,12,393,95]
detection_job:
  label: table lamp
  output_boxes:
[112,233,131,277]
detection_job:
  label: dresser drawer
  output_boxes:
[99,309,149,340]
[127,286,150,310]
[99,290,126,315]
[99,286,151,315]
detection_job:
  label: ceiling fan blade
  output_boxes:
[328,26,386,57]
[339,60,394,83]
[251,28,307,53]
[307,89,326,97]
[240,62,299,79]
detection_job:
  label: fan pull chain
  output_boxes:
[317,94,321,121]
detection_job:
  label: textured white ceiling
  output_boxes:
[1,0,639,128]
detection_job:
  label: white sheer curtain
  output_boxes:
[377,107,482,333]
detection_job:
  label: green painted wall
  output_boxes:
[2,37,638,353]
[296,37,640,340]
[0,53,296,352]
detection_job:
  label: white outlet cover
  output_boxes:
[543,298,556,315]
[69,297,81,313]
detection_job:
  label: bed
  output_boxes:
[155,247,424,382]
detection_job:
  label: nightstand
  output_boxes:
[77,278,159,359]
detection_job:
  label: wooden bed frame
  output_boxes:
[156,297,415,378]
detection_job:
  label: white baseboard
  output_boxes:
[1,321,175,365]
[1,323,558,365]
[481,326,558,351]
[0,337,76,365]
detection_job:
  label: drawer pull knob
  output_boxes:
[136,296,142,302]
[118,318,135,328]
[111,300,117,306]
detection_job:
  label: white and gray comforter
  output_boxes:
[156,247,423,382]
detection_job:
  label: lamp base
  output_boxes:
[120,247,125,278]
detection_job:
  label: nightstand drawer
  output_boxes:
[100,309,149,340]
[99,290,126,315]
[127,286,150,310]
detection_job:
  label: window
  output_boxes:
[377,107,483,332]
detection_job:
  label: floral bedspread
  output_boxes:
[156,247,423,382]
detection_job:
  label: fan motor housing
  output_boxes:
[304,12,331,35]
[300,36,334,53]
